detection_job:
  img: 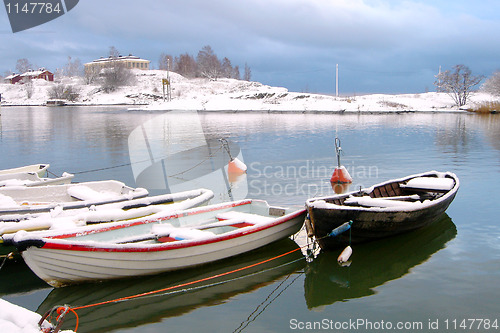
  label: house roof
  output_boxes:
[85,54,150,65]
[4,74,20,80]
[20,69,52,77]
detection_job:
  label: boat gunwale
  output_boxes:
[17,200,306,253]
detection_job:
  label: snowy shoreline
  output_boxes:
[1,69,498,112]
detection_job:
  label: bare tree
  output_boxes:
[233,65,241,80]
[173,53,197,78]
[158,53,173,71]
[109,46,120,58]
[481,71,500,97]
[434,64,484,107]
[84,65,101,84]
[64,56,83,77]
[16,58,32,73]
[101,46,135,92]
[221,57,233,78]
[196,45,221,80]
[48,83,80,101]
[23,78,34,99]
[243,63,251,81]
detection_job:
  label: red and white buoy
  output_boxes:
[228,156,247,174]
[220,138,247,176]
[330,136,352,184]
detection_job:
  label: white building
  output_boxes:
[84,54,150,73]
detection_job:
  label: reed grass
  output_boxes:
[471,101,500,113]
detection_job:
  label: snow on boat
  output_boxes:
[305,171,459,250]
[0,172,74,187]
[10,199,306,287]
[0,188,214,235]
[0,180,148,217]
[0,164,49,178]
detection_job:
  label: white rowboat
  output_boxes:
[10,200,306,287]
[0,164,49,177]
[0,172,74,187]
[0,188,214,234]
[0,180,148,216]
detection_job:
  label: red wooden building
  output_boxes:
[21,68,54,82]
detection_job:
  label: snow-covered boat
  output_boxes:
[10,199,306,287]
[0,164,49,178]
[0,180,148,217]
[0,188,214,235]
[0,172,74,187]
[305,171,459,250]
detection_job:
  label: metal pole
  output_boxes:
[336,64,339,97]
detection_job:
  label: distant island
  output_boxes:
[1,69,498,112]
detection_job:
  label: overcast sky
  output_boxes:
[1,0,499,94]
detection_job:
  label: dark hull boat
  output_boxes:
[305,171,459,250]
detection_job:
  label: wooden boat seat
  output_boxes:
[400,177,454,193]
[344,196,417,208]
[216,211,274,224]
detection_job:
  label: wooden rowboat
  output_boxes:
[9,199,306,287]
[305,171,459,250]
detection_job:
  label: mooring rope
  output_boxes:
[43,246,305,332]
[39,220,347,332]
[232,272,303,333]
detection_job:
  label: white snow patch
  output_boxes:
[0,299,74,333]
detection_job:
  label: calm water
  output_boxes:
[1,106,500,332]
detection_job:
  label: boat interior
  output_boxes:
[324,174,456,208]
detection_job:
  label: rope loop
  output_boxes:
[38,305,79,333]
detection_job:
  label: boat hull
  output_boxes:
[17,201,305,287]
[306,171,459,250]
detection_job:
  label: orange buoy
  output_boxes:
[331,137,352,184]
[330,166,352,183]
[228,157,247,174]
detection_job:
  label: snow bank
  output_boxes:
[0,299,74,333]
[2,69,499,112]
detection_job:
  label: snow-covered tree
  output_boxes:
[64,56,83,77]
[481,71,500,97]
[434,64,484,107]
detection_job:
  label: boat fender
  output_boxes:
[328,220,353,238]
[338,245,352,264]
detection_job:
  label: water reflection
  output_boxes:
[37,239,305,333]
[0,258,47,297]
[304,214,456,310]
